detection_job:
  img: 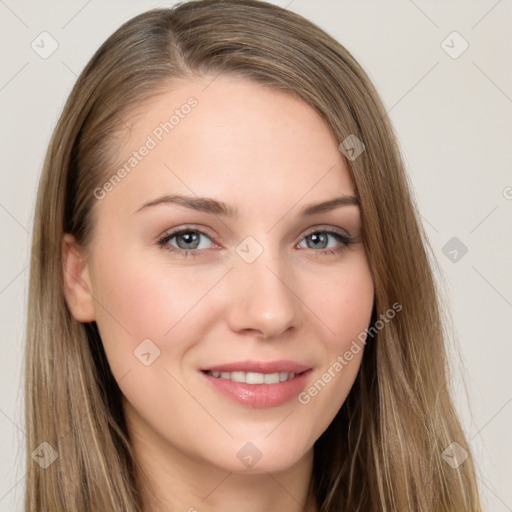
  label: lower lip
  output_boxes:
[201,370,312,408]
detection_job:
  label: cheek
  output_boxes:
[308,255,375,347]
[333,272,374,345]
[89,248,224,374]
[295,255,374,416]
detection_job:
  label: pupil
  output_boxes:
[310,233,327,249]
[178,232,199,249]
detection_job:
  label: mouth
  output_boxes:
[203,370,304,384]
[199,360,312,408]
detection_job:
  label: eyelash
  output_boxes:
[156,226,355,259]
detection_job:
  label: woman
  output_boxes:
[25,0,483,510]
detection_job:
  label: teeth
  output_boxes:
[207,370,297,384]
[264,373,280,384]
[231,371,245,382]
[246,372,264,384]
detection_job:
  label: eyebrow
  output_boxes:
[134,193,359,217]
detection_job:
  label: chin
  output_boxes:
[203,435,314,475]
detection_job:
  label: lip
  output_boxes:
[201,359,311,374]
[199,360,312,408]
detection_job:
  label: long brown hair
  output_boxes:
[25,1,482,510]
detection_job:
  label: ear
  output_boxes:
[62,233,96,322]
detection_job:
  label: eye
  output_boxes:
[297,228,354,255]
[157,228,214,258]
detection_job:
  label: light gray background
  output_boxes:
[1,0,511,510]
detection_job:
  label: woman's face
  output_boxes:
[65,75,374,475]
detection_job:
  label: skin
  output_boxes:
[62,74,375,512]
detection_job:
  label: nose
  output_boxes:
[225,248,303,340]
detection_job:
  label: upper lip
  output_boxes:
[201,360,311,374]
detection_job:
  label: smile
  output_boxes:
[205,370,298,384]
[200,360,312,408]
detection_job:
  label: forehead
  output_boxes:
[97,74,355,218]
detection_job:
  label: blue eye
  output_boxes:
[157,229,213,258]
[298,229,354,255]
[157,227,354,258]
